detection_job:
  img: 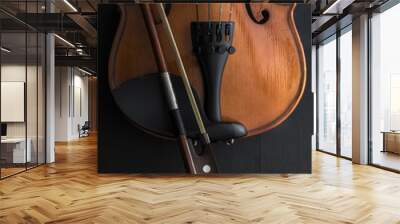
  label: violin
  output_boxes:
[109,3,306,138]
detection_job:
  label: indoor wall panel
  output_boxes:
[97,4,313,173]
[55,67,90,141]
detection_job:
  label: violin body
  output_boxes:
[109,3,306,137]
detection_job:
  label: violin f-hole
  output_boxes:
[245,3,269,25]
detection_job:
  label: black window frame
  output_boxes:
[315,24,353,161]
[0,1,48,180]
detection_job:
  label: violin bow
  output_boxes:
[154,3,219,172]
[140,4,217,174]
[154,4,217,147]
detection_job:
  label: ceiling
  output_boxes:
[0,0,396,72]
[0,0,98,72]
[1,32,45,62]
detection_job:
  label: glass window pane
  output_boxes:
[340,29,352,158]
[27,31,38,169]
[371,3,400,171]
[0,1,46,179]
[318,37,337,154]
[38,33,45,165]
[1,30,28,177]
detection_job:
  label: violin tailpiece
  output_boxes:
[191,21,235,122]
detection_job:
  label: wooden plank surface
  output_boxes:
[1,135,400,223]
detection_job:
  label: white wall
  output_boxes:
[46,32,56,163]
[72,73,89,138]
[1,82,25,122]
[55,67,69,141]
[1,65,39,138]
[55,67,89,141]
[352,14,369,164]
[1,66,26,137]
[1,64,46,164]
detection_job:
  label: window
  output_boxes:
[316,25,353,159]
[339,29,352,158]
[317,36,337,154]
[0,1,47,179]
[370,3,400,171]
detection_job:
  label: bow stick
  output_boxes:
[154,3,218,173]
[155,4,216,148]
[141,4,217,174]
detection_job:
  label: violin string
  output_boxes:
[218,2,222,24]
[226,3,233,42]
[207,1,211,35]
[229,3,233,22]
[217,1,222,38]
[195,0,199,22]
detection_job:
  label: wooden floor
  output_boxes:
[1,135,400,223]
[372,150,400,171]
[1,167,26,178]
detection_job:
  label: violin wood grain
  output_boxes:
[109,3,306,136]
[221,4,306,135]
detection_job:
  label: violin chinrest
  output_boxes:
[204,122,247,143]
[112,73,247,142]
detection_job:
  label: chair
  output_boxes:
[78,121,90,138]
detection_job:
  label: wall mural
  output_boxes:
[99,3,312,174]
